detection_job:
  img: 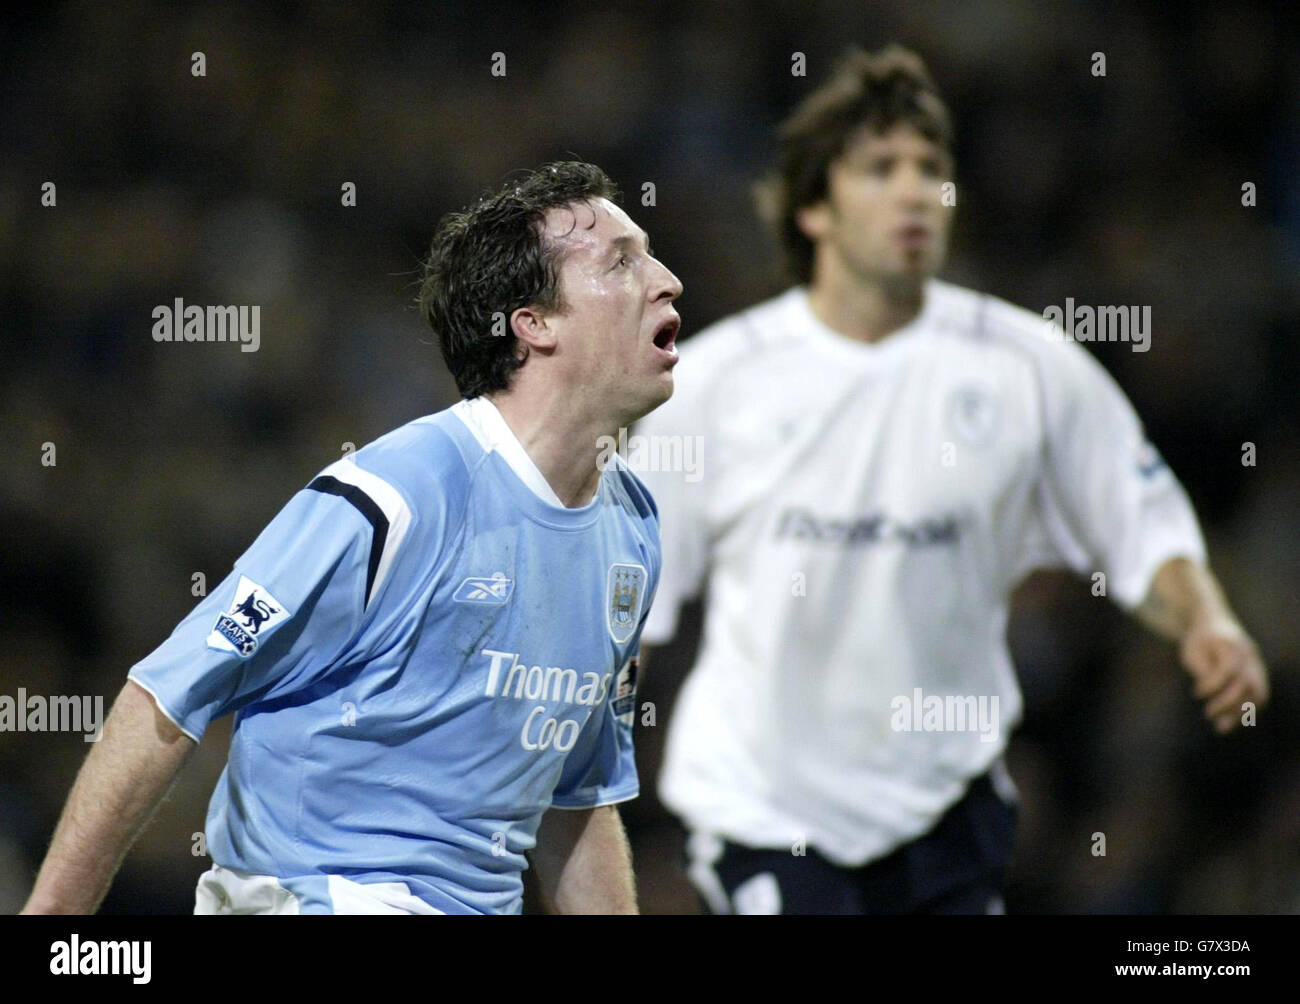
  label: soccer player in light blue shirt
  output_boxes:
[23,161,684,915]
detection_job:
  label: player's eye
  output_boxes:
[852,154,894,175]
[616,254,629,268]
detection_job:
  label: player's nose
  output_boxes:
[895,162,934,210]
[650,258,683,302]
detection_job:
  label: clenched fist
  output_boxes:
[1180,613,1269,734]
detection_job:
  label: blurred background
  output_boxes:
[1,0,1296,914]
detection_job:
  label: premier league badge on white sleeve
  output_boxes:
[206,575,292,658]
[606,563,647,645]
[1136,439,1166,478]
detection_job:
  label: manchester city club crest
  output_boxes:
[605,563,647,645]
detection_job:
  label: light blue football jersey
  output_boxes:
[128,398,660,914]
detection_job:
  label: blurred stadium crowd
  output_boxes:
[1,0,1296,913]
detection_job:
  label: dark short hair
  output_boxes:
[419,161,620,398]
[756,45,954,285]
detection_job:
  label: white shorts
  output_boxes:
[194,864,443,915]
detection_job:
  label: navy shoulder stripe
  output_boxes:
[307,475,389,605]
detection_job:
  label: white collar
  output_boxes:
[451,396,567,507]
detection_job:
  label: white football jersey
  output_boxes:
[635,280,1206,867]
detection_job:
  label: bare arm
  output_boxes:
[21,679,196,914]
[1135,556,1269,734]
[531,804,638,914]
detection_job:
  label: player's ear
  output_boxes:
[510,306,557,356]
[795,201,833,243]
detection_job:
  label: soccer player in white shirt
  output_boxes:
[634,45,1269,915]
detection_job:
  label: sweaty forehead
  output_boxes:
[540,198,636,255]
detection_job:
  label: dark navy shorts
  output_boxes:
[685,771,1018,915]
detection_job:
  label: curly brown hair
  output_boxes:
[756,45,954,285]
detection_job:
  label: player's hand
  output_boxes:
[1180,613,1269,734]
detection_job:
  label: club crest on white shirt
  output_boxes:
[207,575,292,658]
[606,563,647,644]
[945,383,1001,448]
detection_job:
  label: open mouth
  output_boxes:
[652,316,681,353]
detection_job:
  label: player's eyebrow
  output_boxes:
[610,231,652,255]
